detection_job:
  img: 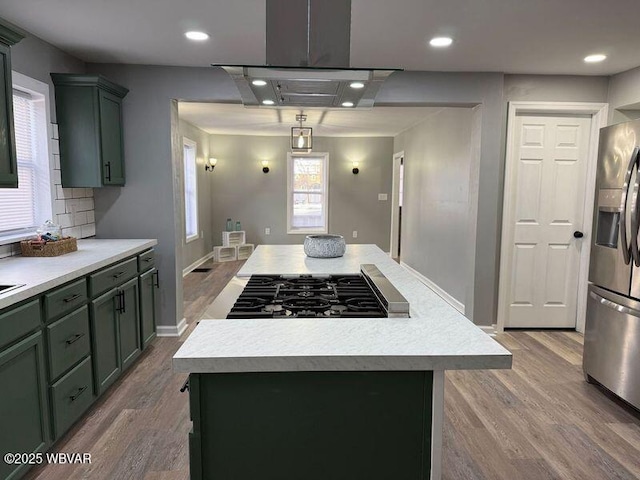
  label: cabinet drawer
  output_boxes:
[45,279,88,321]
[50,355,94,439]
[0,299,41,350]
[89,257,137,297]
[138,248,155,272]
[47,306,90,381]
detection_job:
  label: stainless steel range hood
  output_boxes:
[216,0,401,108]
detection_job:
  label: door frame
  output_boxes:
[390,151,404,258]
[497,101,608,333]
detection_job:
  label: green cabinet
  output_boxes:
[90,276,142,394]
[118,277,141,370]
[139,268,158,349]
[0,332,50,480]
[50,74,128,188]
[90,289,121,395]
[0,22,24,188]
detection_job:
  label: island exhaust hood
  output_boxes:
[215,0,401,108]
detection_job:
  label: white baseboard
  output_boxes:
[400,261,465,315]
[183,252,215,277]
[157,318,188,337]
[479,325,497,336]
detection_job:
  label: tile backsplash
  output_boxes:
[0,123,97,260]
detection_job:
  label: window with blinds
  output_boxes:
[0,91,38,233]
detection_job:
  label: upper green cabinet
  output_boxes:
[51,74,128,187]
[0,22,24,189]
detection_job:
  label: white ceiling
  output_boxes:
[178,103,444,137]
[2,0,640,75]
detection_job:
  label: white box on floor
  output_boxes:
[213,246,237,262]
[222,231,246,246]
[236,244,254,260]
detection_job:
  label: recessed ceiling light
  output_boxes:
[429,37,453,47]
[262,99,275,105]
[349,82,365,89]
[584,54,607,63]
[185,31,209,41]
[342,101,354,107]
[252,79,268,86]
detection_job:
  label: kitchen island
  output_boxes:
[174,244,512,480]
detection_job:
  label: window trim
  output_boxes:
[182,137,199,243]
[0,72,54,245]
[287,152,329,235]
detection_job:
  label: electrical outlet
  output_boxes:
[352,230,358,238]
[265,227,271,235]
[378,193,388,201]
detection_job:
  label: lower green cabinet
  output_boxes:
[90,290,121,395]
[0,331,50,480]
[139,268,158,349]
[119,277,141,370]
[50,356,94,439]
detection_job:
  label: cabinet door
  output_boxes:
[0,332,50,480]
[90,290,121,395]
[98,89,125,186]
[139,269,157,350]
[0,42,18,188]
[119,277,141,370]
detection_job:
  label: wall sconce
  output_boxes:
[205,158,217,172]
[262,160,270,173]
[352,161,360,175]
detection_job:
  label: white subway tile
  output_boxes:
[65,199,79,214]
[52,169,61,185]
[86,211,95,223]
[63,226,82,239]
[73,188,86,199]
[53,154,61,170]
[53,199,66,215]
[57,213,73,228]
[79,198,94,211]
[51,138,60,155]
[81,223,96,238]
[85,188,94,198]
[56,185,73,200]
[73,212,88,226]
[51,123,59,140]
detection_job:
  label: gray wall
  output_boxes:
[11,34,86,120]
[178,119,213,270]
[207,134,393,251]
[504,75,609,103]
[607,66,640,124]
[85,64,240,329]
[394,107,479,309]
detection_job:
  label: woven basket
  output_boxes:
[20,237,78,257]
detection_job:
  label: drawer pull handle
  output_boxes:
[70,386,88,402]
[112,271,125,279]
[144,257,153,262]
[153,271,160,288]
[63,293,82,303]
[179,379,189,393]
[65,333,85,345]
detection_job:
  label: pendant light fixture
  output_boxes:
[291,113,312,153]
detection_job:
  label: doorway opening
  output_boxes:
[390,151,405,260]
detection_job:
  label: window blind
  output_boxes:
[0,92,37,232]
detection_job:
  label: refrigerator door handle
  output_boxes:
[620,146,639,265]
[631,149,640,266]
[589,290,640,317]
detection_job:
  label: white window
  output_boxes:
[0,73,52,241]
[287,153,329,234]
[183,137,199,242]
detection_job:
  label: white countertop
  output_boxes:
[0,239,157,310]
[174,244,512,373]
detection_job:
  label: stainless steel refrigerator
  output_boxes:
[585,119,640,410]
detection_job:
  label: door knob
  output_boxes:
[574,231,584,239]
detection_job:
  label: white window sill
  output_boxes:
[287,229,328,235]
[0,230,38,246]
[186,234,200,244]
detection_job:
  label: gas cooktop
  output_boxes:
[226,265,410,319]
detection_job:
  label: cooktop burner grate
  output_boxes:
[227,274,387,319]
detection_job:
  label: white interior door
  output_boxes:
[504,114,592,328]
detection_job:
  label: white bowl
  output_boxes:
[303,235,346,258]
